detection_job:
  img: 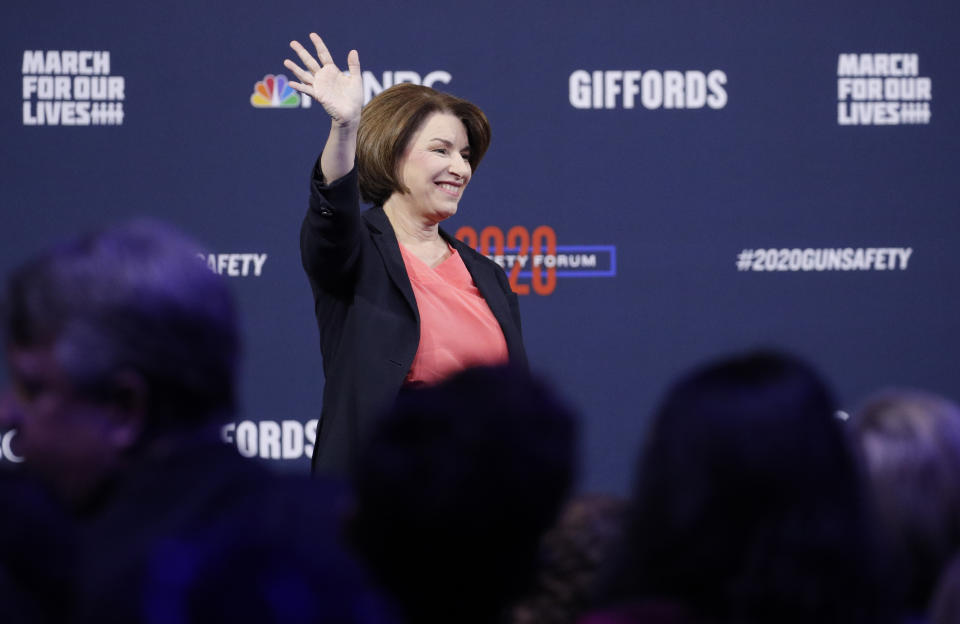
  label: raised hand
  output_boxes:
[285,33,362,128]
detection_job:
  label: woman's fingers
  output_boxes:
[346,49,361,77]
[309,33,337,70]
[287,81,308,95]
[283,58,313,84]
[289,40,321,73]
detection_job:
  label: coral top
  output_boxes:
[400,243,509,386]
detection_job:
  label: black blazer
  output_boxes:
[301,164,527,475]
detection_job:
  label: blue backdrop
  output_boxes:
[2,0,958,493]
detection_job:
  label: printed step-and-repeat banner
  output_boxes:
[2,1,958,493]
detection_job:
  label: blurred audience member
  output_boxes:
[932,554,960,624]
[511,493,627,624]
[138,485,396,624]
[349,365,578,624]
[586,351,894,624]
[0,467,74,623]
[1,220,393,623]
[852,389,960,621]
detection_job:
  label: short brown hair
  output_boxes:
[357,83,491,206]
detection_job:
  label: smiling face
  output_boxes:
[390,111,473,223]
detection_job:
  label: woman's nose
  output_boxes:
[450,153,470,177]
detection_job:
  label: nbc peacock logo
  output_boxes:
[250,74,310,108]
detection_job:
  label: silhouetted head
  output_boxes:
[350,365,578,624]
[1,220,238,506]
[852,389,960,613]
[511,494,628,624]
[598,350,890,623]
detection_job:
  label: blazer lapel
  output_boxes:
[364,207,419,321]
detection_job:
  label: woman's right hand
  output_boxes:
[285,33,362,128]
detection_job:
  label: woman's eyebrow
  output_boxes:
[427,137,470,152]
